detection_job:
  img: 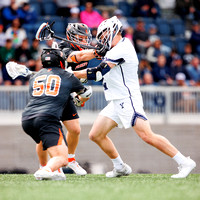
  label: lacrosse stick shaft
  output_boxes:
[52,34,99,50]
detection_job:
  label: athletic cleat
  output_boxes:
[171,157,196,178]
[53,168,66,181]
[34,168,54,180]
[68,161,87,176]
[106,163,132,178]
[34,168,66,181]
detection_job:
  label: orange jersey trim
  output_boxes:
[57,128,63,145]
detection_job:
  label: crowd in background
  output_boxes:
[0,0,200,87]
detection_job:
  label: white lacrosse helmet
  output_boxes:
[96,16,122,49]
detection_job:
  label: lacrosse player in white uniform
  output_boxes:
[74,16,196,178]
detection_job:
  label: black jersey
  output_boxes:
[59,41,89,71]
[22,67,84,121]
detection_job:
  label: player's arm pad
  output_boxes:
[78,86,92,98]
[86,62,110,81]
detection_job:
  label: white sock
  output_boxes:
[111,155,124,170]
[172,151,188,165]
[68,154,75,158]
[39,164,46,169]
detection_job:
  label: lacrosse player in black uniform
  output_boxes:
[22,48,92,180]
[6,23,108,176]
[51,23,107,175]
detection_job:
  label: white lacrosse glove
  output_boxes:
[51,41,59,49]
[73,95,83,107]
[71,92,85,107]
[6,61,32,79]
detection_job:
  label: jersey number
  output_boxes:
[32,75,61,97]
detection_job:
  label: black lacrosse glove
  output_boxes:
[93,43,109,58]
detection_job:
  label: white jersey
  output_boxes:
[103,37,140,101]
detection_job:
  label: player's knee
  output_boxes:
[138,132,154,145]
[89,132,98,142]
[89,133,95,141]
[70,126,81,136]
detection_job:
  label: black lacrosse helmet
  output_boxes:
[66,23,92,50]
[41,48,65,69]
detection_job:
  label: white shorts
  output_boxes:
[100,94,148,129]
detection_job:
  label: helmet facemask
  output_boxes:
[66,23,92,50]
[96,16,122,50]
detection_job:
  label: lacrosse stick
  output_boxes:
[35,22,99,50]
[6,61,33,79]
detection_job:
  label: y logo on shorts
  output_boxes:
[120,102,124,109]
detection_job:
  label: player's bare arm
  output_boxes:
[67,49,96,63]
[67,43,109,63]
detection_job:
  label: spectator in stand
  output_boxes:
[101,10,110,21]
[39,39,58,54]
[189,21,200,55]
[80,1,103,29]
[90,27,97,46]
[0,39,15,85]
[15,38,35,85]
[175,72,188,86]
[133,18,151,54]
[114,9,134,41]
[169,55,189,81]
[148,23,158,43]
[55,0,79,17]
[5,18,27,48]
[132,0,161,19]
[166,48,179,67]
[68,7,80,24]
[29,38,42,72]
[0,24,6,47]
[186,56,200,86]
[1,0,20,30]
[181,43,194,66]
[152,54,173,85]
[146,36,171,66]
[18,2,37,25]
[114,9,130,32]
[175,0,200,21]
[138,55,152,85]
[142,72,154,85]
[174,72,197,112]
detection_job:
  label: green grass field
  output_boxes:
[0,174,200,200]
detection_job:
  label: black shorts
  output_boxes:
[22,116,67,150]
[60,97,79,121]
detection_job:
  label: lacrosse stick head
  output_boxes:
[6,61,32,79]
[35,22,54,41]
[66,23,92,50]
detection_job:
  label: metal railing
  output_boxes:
[0,85,200,123]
